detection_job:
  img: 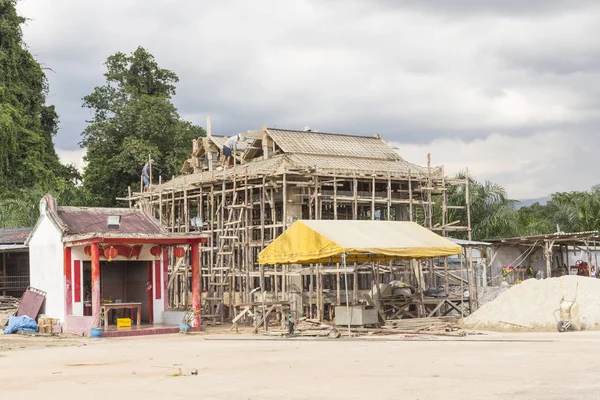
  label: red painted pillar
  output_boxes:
[147,262,154,324]
[64,247,72,316]
[91,243,101,326]
[163,249,169,311]
[191,243,201,330]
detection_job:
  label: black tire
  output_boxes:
[557,321,566,332]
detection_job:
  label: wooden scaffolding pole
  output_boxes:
[408,169,413,222]
[333,175,338,220]
[245,174,251,303]
[465,167,476,311]
[371,175,375,220]
[158,176,163,224]
[442,166,449,293]
[260,176,265,249]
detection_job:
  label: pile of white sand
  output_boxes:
[464,275,600,331]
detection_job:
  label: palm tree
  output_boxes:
[439,172,520,240]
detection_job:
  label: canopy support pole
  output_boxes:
[342,253,351,333]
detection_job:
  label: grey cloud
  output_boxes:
[499,47,600,76]
[360,0,599,17]
[16,0,600,198]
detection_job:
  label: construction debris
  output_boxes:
[0,296,20,328]
[263,316,466,338]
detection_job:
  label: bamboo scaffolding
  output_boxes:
[124,154,471,322]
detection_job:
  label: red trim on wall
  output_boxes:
[64,248,73,315]
[163,250,169,311]
[147,262,154,324]
[73,260,81,303]
[65,237,207,247]
[155,260,161,300]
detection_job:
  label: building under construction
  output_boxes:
[125,124,474,325]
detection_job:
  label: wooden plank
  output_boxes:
[253,304,276,334]
[231,306,250,324]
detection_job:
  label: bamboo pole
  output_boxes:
[333,175,338,220]
[386,173,391,221]
[283,171,287,228]
[171,186,175,232]
[426,154,432,229]
[183,189,189,232]
[318,266,324,321]
[442,166,449,293]
[261,176,266,249]
[149,154,153,190]
[465,168,476,310]
[353,266,359,304]
[245,174,251,303]
[309,266,314,319]
[209,185,215,298]
[314,175,320,219]
[408,169,413,222]
[353,177,358,220]
[274,265,279,301]
[371,175,375,220]
[158,176,163,224]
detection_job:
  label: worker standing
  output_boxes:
[221,134,246,169]
[141,159,154,192]
[285,313,295,337]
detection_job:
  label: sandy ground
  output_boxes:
[2,330,600,400]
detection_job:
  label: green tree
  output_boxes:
[0,185,103,228]
[0,0,71,194]
[81,47,205,205]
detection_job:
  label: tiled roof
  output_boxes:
[266,129,400,160]
[285,154,433,176]
[208,135,250,151]
[153,152,437,192]
[157,156,287,190]
[0,227,32,244]
[56,207,164,236]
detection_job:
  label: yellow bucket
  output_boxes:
[117,318,132,328]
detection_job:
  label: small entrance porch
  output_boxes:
[64,236,206,337]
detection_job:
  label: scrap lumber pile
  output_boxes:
[263,316,466,338]
[383,317,463,336]
[263,318,340,337]
[0,296,20,328]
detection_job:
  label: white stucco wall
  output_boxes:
[490,245,600,285]
[28,215,65,321]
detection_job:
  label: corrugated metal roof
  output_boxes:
[267,129,401,160]
[56,207,164,236]
[447,238,491,246]
[0,244,28,251]
[0,227,32,244]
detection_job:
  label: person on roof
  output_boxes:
[221,134,246,169]
[142,159,154,192]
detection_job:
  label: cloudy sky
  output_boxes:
[17,0,600,199]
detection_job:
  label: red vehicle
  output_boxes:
[569,260,596,277]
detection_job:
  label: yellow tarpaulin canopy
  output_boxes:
[258,220,463,265]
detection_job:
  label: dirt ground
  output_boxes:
[2,329,600,400]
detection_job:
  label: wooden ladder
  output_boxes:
[207,187,248,323]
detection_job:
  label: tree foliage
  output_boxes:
[81,47,205,205]
[0,0,73,194]
[0,0,91,227]
[441,173,600,241]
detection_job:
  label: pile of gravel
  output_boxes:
[463,275,600,331]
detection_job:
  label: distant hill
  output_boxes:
[516,197,551,209]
